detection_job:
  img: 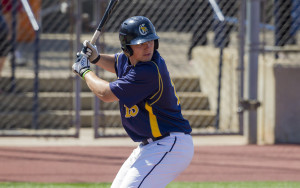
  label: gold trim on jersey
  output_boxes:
[149,61,163,106]
[145,102,162,137]
[171,79,180,105]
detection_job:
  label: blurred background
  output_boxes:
[0,0,299,144]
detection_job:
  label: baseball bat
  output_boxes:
[90,0,119,45]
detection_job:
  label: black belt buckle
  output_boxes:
[142,140,149,145]
[142,133,170,146]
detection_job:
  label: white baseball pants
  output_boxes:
[111,132,194,188]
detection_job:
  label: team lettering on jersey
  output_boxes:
[124,105,139,118]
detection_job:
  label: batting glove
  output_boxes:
[72,52,91,79]
[82,40,100,64]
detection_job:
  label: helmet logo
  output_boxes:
[139,24,148,35]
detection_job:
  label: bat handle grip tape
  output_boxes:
[91,30,101,45]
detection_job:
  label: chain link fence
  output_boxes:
[258,0,300,144]
[0,0,77,136]
[90,0,242,136]
[261,0,300,51]
[1,0,299,138]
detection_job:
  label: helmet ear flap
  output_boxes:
[122,45,133,57]
[154,39,159,50]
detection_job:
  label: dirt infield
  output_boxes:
[0,145,299,183]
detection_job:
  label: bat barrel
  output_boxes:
[95,1,118,31]
[91,0,118,44]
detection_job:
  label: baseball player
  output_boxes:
[72,16,194,188]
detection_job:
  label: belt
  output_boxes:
[142,133,170,146]
[142,132,190,146]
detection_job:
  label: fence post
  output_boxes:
[74,0,82,138]
[215,47,223,129]
[237,0,247,135]
[20,0,41,130]
[9,0,18,92]
[32,27,40,130]
[93,0,102,138]
[246,0,261,144]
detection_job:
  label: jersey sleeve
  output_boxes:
[109,62,159,108]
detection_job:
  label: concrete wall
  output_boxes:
[273,63,300,143]
[192,46,300,144]
[257,54,276,144]
[258,56,300,144]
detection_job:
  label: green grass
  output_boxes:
[1,182,300,188]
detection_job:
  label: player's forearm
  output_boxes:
[84,71,118,102]
[95,54,116,73]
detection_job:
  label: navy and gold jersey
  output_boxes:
[109,51,192,142]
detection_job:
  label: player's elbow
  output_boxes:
[96,89,118,103]
[86,76,118,103]
[102,98,116,103]
[100,95,114,103]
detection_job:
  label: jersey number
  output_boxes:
[124,105,139,118]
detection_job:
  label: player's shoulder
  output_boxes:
[115,52,127,62]
[115,52,128,68]
[134,62,158,80]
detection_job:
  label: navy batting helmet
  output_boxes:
[119,16,159,56]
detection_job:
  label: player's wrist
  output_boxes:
[81,69,92,80]
[91,54,101,64]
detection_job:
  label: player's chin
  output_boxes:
[143,53,153,61]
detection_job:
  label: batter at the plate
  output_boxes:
[72,16,194,188]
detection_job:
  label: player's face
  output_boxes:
[130,40,154,64]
